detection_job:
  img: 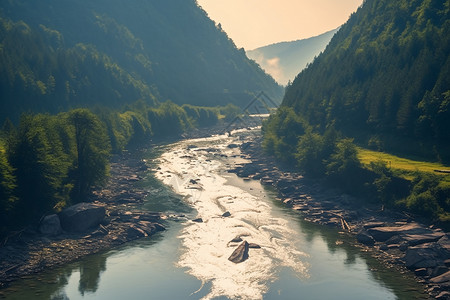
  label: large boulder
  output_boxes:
[430,270,450,285]
[367,223,429,242]
[59,203,106,232]
[405,247,440,269]
[39,214,62,236]
[356,230,375,246]
[228,241,249,263]
[402,232,445,246]
[404,243,450,269]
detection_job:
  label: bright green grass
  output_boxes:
[357,147,450,183]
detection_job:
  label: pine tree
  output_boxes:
[66,109,111,202]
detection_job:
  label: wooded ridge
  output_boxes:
[0,0,283,122]
[263,0,450,226]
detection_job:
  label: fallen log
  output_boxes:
[341,218,351,232]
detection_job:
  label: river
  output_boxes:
[0,129,429,299]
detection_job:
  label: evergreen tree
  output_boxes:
[9,115,65,221]
[66,109,111,202]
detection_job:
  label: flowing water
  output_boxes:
[0,129,429,300]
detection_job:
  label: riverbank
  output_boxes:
[0,115,264,290]
[231,135,450,300]
[0,150,165,288]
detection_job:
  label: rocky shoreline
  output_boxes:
[231,136,450,300]
[0,150,165,288]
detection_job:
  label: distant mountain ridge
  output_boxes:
[246,28,339,85]
[0,0,283,121]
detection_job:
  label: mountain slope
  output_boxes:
[246,28,339,85]
[279,0,450,160]
[0,0,283,121]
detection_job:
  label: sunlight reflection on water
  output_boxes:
[156,134,309,300]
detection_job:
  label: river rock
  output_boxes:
[241,142,252,149]
[222,211,231,217]
[363,222,385,229]
[438,235,450,252]
[138,212,162,222]
[367,223,427,242]
[137,221,157,235]
[404,243,446,269]
[385,235,405,245]
[237,164,259,177]
[228,241,249,263]
[192,218,203,223]
[402,232,445,246]
[436,291,450,300]
[414,268,428,276]
[279,185,297,195]
[356,230,375,246]
[230,236,243,243]
[430,270,450,285]
[126,224,148,239]
[59,203,106,232]
[432,266,449,278]
[39,214,62,236]
[153,223,166,232]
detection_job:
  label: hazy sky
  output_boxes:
[196,0,364,50]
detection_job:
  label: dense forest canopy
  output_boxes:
[0,0,283,122]
[281,0,450,161]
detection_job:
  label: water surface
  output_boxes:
[0,130,428,300]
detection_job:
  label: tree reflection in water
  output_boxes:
[78,254,107,295]
[47,254,107,299]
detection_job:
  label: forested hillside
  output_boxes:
[0,0,282,122]
[263,0,450,224]
[280,0,449,161]
[246,28,339,85]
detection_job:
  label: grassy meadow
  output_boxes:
[357,147,450,184]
